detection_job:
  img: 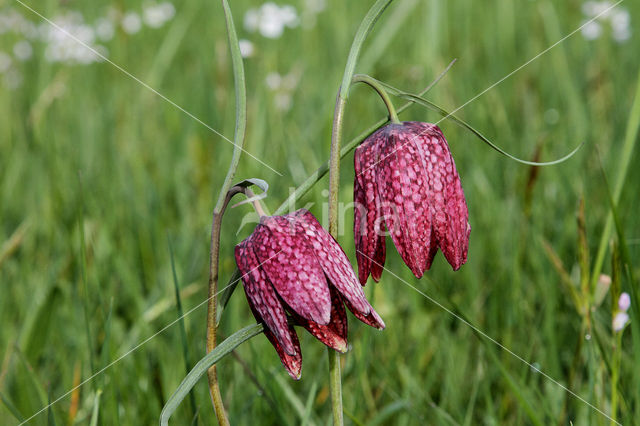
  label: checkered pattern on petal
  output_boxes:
[354,138,384,285]
[246,302,302,380]
[292,285,348,353]
[375,124,432,278]
[235,239,297,355]
[253,217,332,325]
[292,209,371,316]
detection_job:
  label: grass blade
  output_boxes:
[376,80,583,166]
[167,236,198,423]
[591,68,640,290]
[160,324,263,426]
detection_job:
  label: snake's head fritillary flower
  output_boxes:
[235,209,384,379]
[354,122,470,284]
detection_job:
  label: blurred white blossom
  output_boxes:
[13,40,33,61]
[244,3,299,39]
[619,292,631,312]
[40,13,106,64]
[143,2,176,29]
[0,4,175,69]
[613,312,629,332]
[238,39,255,58]
[581,20,602,40]
[305,0,326,14]
[265,72,282,90]
[301,0,326,28]
[122,12,142,34]
[264,68,300,111]
[95,17,115,41]
[3,67,23,89]
[581,1,631,43]
[0,51,12,73]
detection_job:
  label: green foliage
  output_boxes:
[1,0,639,425]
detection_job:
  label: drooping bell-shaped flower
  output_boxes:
[235,209,384,379]
[354,121,470,284]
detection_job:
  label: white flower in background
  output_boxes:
[95,17,115,41]
[0,51,12,73]
[581,1,631,43]
[581,1,614,18]
[613,312,629,332]
[305,0,326,14]
[122,12,142,34]
[244,3,299,39]
[0,5,175,68]
[301,0,326,28]
[613,292,631,332]
[611,9,631,42]
[265,72,282,90]
[40,13,106,64]
[238,39,255,58]
[3,68,23,89]
[143,2,176,29]
[274,92,292,111]
[619,292,631,312]
[264,68,300,111]
[581,20,602,40]
[13,40,33,61]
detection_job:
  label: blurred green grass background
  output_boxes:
[1,0,639,424]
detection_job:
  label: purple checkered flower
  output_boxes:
[235,209,384,379]
[354,122,470,284]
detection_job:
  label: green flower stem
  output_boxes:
[328,91,346,426]
[207,188,243,426]
[327,2,395,424]
[352,74,400,124]
[207,0,247,424]
[207,186,264,425]
[274,60,455,217]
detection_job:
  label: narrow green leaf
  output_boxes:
[216,268,241,326]
[273,59,456,217]
[0,391,26,422]
[168,236,198,423]
[159,324,263,426]
[230,178,269,208]
[339,0,395,102]
[214,0,247,213]
[89,390,102,426]
[377,81,582,166]
[591,67,640,291]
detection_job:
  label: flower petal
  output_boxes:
[418,124,470,270]
[344,298,385,330]
[292,285,348,353]
[235,239,297,355]
[370,226,386,282]
[246,301,302,380]
[253,217,332,325]
[375,124,433,278]
[354,139,385,285]
[292,209,371,316]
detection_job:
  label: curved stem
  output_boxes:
[207,1,247,424]
[207,186,263,426]
[207,188,243,426]
[352,74,400,124]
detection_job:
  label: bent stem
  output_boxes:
[207,186,265,425]
[352,74,400,124]
[206,0,246,423]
